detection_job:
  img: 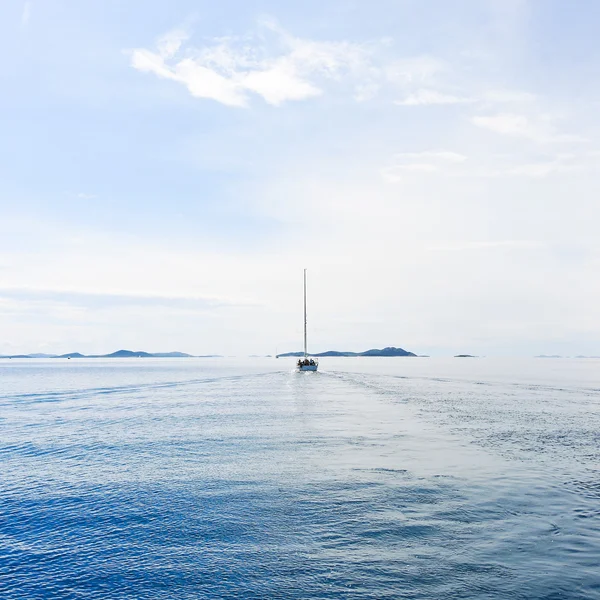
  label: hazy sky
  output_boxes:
[2,0,600,356]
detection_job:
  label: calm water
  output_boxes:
[1,358,599,599]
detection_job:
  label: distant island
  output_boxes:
[0,350,222,359]
[536,355,600,359]
[276,346,417,358]
[454,354,477,358]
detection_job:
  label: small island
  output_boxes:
[0,350,220,359]
[276,346,417,358]
[454,354,477,358]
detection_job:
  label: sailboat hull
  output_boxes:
[298,365,318,372]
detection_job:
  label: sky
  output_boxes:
[2,0,600,357]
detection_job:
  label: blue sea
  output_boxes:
[1,358,599,599]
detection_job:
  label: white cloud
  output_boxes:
[504,152,595,178]
[394,87,538,109]
[472,113,534,137]
[130,21,375,107]
[241,60,322,105]
[472,112,587,143]
[174,58,248,107]
[156,29,189,59]
[130,22,451,108]
[0,286,234,310]
[482,89,536,104]
[381,151,467,182]
[395,151,467,163]
[381,148,596,182]
[507,162,568,178]
[396,89,473,106]
[385,56,443,84]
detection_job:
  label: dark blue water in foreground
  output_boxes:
[1,358,599,599]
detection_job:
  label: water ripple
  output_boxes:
[1,359,599,598]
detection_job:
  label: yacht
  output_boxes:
[297,269,318,372]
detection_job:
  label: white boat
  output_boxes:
[297,269,318,372]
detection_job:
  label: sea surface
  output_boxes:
[1,357,599,599]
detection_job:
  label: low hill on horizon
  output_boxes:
[0,349,199,359]
[276,346,417,358]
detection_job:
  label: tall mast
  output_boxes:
[303,269,307,357]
